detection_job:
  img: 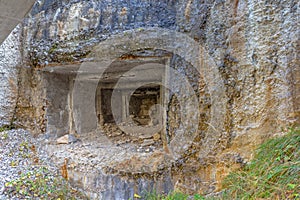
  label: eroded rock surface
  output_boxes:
[0,25,21,127]
[39,129,173,199]
[0,0,299,198]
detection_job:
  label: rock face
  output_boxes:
[0,25,22,127]
[0,0,36,44]
[0,0,299,198]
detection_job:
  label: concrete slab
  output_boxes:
[0,0,35,44]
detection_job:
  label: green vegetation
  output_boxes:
[222,127,300,199]
[0,125,14,132]
[4,167,87,200]
[142,191,207,200]
[0,124,14,139]
[143,127,300,200]
[143,190,190,200]
[1,130,87,199]
[2,127,299,199]
[0,124,16,133]
[1,132,8,140]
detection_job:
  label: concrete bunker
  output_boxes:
[41,46,210,152]
[38,46,219,197]
[36,27,226,196]
[42,52,175,151]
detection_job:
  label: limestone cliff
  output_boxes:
[0,0,299,198]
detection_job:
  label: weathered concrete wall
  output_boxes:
[0,25,22,127]
[43,72,71,136]
[4,0,298,197]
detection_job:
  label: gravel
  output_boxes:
[0,129,85,200]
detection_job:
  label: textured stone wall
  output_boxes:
[0,0,298,197]
[0,25,22,127]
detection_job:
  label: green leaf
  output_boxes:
[287,183,296,189]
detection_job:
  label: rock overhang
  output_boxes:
[0,0,35,44]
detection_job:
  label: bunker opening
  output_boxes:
[41,49,205,154]
[95,55,170,146]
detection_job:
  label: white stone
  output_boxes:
[57,134,78,144]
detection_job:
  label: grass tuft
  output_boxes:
[222,127,300,199]
[143,190,189,200]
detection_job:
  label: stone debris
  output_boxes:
[34,128,172,198]
[153,133,161,141]
[57,134,78,144]
[141,139,155,147]
[0,129,85,199]
[100,123,162,151]
[139,134,153,140]
[110,130,123,137]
